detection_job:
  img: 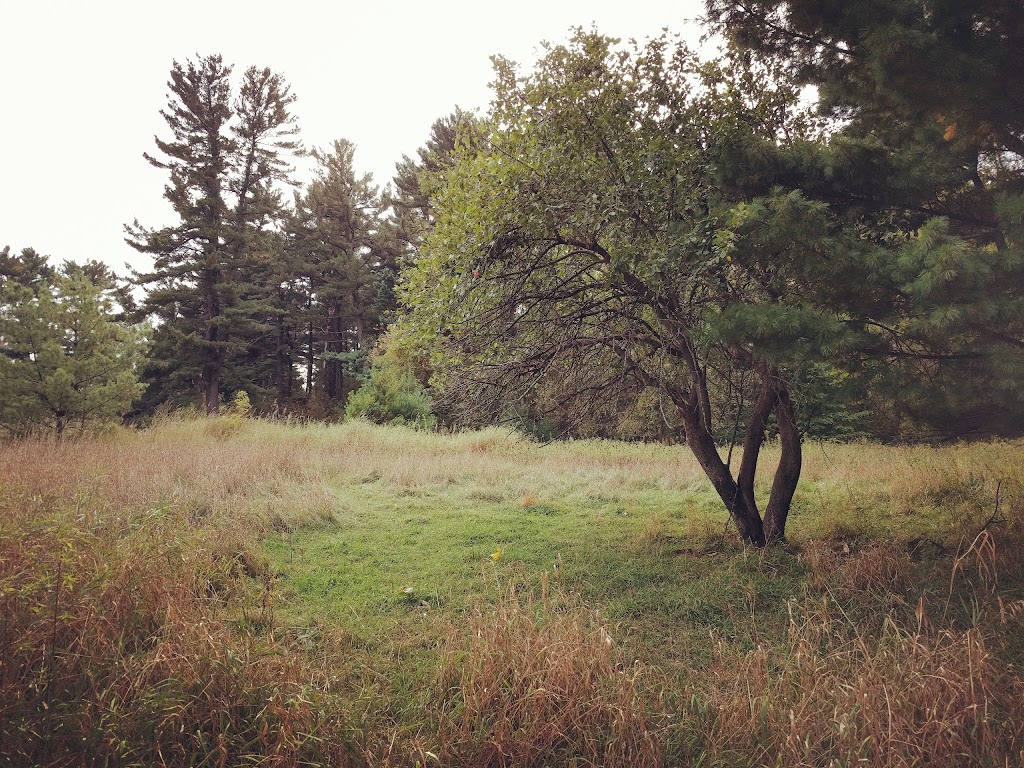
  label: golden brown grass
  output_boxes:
[0,418,380,766]
[1,419,1022,766]
[0,493,349,766]
[683,526,1024,767]
[429,573,663,767]
[692,594,1024,767]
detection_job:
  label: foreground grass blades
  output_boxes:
[1,418,1022,766]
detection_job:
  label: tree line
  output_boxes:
[2,57,455,431]
[2,1,1021,543]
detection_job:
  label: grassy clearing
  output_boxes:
[1,417,1022,766]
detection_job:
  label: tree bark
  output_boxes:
[275,315,289,412]
[202,270,223,416]
[763,387,801,543]
[736,373,778,528]
[681,398,767,546]
[672,367,799,547]
[325,304,342,401]
[305,320,314,396]
[204,368,221,417]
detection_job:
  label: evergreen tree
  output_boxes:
[706,0,1024,438]
[389,111,469,264]
[286,140,392,410]
[0,246,54,292]
[0,254,146,437]
[128,55,301,415]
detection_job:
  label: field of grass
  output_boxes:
[2,417,1023,766]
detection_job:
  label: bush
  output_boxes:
[344,360,436,429]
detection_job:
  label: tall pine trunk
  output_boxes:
[275,314,290,412]
[202,270,223,416]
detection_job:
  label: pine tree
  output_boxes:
[128,55,301,415]
[706,0,1024,438]
[286,140,390,409]
[0,255,146,437]
[388,111,469,263]
[0,246,54,292]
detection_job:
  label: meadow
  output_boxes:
[1,417,1022,766]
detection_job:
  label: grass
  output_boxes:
[1,417,1022,766]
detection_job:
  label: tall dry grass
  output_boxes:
[0,424,358,766]
[1,419,1022,766]
[685,531,1024,767]
[429,574,663,768]
[689,599,1024,766]
[795,440,1023,540]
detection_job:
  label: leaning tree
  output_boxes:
[399,32,900,545]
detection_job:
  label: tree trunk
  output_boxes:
[203,272,223,416]
[306,320,314,396]
[204,370,221,416]
[763,388,801,543]
[681,400,767,546]
[736,374,777,527]
[674,369,801,548]
[275,314,289,412]
[325,304,342,401]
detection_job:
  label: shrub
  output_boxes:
[345,360,436,429]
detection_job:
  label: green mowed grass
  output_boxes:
[264,469,835,663]
[258,427,1023,682]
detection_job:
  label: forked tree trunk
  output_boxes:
[680,399,767,546]
[678,369,801,547]
[736,375,777,524]
[764,388,801,543]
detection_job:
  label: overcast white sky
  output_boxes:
[1,1,707,276]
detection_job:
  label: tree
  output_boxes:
[0,255,146,437]
[286,140,394,410]
[0,246,54,291]
[128,55,302,415]
[389,110,471,263]
[344,348,436,429]
[705,0,1024,439]
[705,0,1024,159]
[400,32,878,545]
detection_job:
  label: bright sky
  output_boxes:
[1,1,707,276]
